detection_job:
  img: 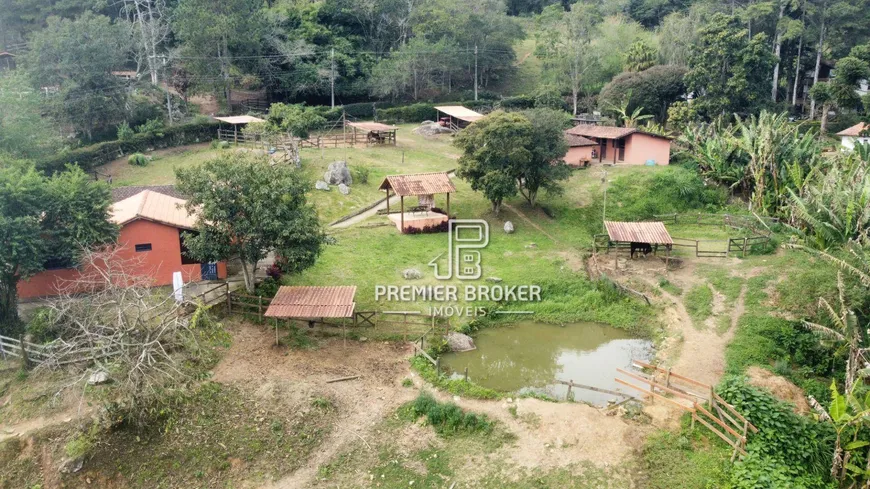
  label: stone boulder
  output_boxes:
[446,332,476,352]
[412,121,453,137]
[338,183,350,195]
[87,369,110,385]
[315,180,330,191]
[504,221,515,234]
[402,268,423,280]
[324,161,353,186]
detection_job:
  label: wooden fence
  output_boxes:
[615,360,758,460]
[0,335,50,364]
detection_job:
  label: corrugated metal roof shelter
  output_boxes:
[213,115,266,125]
[110,190,197,230]
[264,286,357,319]
[604,221,673,245]
[435,105,484,129]
[379,172,456,233]
[346,121,398,145]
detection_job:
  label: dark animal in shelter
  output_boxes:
[630,242,652,258]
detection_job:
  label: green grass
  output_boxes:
[697,266,744,305]
[657,277,682,296]
[640,429,731,489]
[684,284,713,327]
[410,356,501,400]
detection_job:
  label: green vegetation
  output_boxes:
[640,430,731,489]
[400,392,494,436]
[684,284,713,326]
[410,356,501,400]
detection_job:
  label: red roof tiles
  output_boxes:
[379,172,456,196]
[264,286,357,318]
[564,133,598,147]
[566,125,638,140]
[836,122,870,137]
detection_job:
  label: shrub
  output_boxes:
[116,122,135,142]
[136,118,165,136]
[128,153,149,166]
[377,103,438,124]
[402,392,493,435]
[498,95,536,111]
[351,165,371,184]
[255,277,280,298]
[604,167,727,220]
[38,120,221,174]
[265,264,282,281]
[25,308,62,344]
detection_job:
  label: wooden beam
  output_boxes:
[614,378,694,411]
[386,188,390,214]
[446,192,450,217]
[400,196,404,232]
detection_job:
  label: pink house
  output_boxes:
[564,125,672,166]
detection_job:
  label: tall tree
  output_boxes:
[120,0,170,85]
[24,13,131,140]
[516,109,572,206]
[598,65,687,122]
[624,40,658,72]
[173,0,265,104]
[0,162,117,333]
[454,112,532,215]
[685,13,777,118]
[0,72,60,159]
[175,152,325,293]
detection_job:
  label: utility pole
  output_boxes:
[330,48,335,109]
[474,44,478,101]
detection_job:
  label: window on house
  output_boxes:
[135,243,152,252]
[179,230,198,265]
[43,256,74,270]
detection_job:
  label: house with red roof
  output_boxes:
[564,125,672,166]
[18,187,227,300]
[836,122,870,152]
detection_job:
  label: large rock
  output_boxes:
[412,121,453,137]
[60,457,84,474]
[504,221,515,234]
[87,369,110,385]
[324,161,353,186]
[315,180,330,191]
[446,332,476,352]
[338,183,350,195]
[402,268,422,280]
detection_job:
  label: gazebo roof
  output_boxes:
[604,221,673,245]
[347,121,398,131]
[264,286,357,319]
[213,115,265,125]
[379,172,456,197]
[434,105,484,123]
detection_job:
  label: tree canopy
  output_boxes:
[175,152,325,293]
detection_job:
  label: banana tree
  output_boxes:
[828,381,870,486]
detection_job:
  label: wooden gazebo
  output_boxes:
[379,172,456,233]
[346,121,398,145]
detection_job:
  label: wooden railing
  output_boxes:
[615,360,758,460]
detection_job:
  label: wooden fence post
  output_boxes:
[742,237,748,257]
[258,296,263,321]
[566,380,573,401]
[464,367,468,382]
[435,356,441,376]
[226,284,231,313]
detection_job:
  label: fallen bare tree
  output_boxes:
[37,246,226,425]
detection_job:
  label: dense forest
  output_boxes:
[2,0,870,157]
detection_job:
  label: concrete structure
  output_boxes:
[836,122,870,151]
[18,189,226,300]
[565,125,672,166]
[564,133,598,167]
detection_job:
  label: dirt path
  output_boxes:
[331,171,456,229]
[212,323,415,489]
[0,408,81,443]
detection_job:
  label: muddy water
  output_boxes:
[441,321,653,405]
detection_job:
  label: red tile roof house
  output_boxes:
[17,188,227,300]
[836,122,870,151]
[564,125,673,166]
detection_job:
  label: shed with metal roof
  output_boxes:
[434,105,484,129]
[346,121,398,145]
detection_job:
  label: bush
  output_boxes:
[351,165,371,184]
[377,103,439,124]
[25,308,61,344]
[116,122,135,142]
[135,117,165,136]
[255,277,280,298]
[128,153,149,166]
[498,95,536,111]
[38,120,221,174]
[401,392,493,436]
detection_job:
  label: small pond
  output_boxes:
[440,321,653,406]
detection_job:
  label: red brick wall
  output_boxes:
[18,220,227,299]
[622,133,671,166]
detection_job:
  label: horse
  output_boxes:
[630,242,653,258]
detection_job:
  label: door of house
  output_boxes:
[599,141,607,161]
[616,138,626,161]
[201,263,219,281]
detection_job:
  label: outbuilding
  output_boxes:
[836,122,870,151]
[434,105,484,130]
[564,125,672,166]
[379,172,456,233]
[18,188,227,299]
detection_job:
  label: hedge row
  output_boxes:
[38,120,221,174]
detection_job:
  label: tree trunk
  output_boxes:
[820,103,830,134]
[792,0,806,106]
[771,2,786,101]
[0,277,22,336]
[492,200,501,215]
[810,3,826,119]
[240,260,256,293]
